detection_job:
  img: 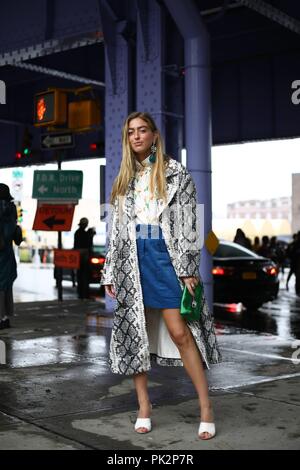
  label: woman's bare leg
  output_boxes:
[133,372,152,433]
[162,308,214,439]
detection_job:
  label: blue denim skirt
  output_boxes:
[136,224,182,308]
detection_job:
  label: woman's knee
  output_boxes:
[169,327,190,348]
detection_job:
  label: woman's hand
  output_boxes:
[180,276,199,296]
[104,284,116,299]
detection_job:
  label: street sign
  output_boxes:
[54,249,80,269]
[41,132,74,150]
[32,203,75,231]
[32,170,83,200]
[205,230,219,255]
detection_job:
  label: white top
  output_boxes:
[133,155,166,225]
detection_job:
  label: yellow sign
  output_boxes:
[205,230,219,255]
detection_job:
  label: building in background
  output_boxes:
[227,197,291,221]
[212,196,292,242]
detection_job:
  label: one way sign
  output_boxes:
[32,203,75,231]
[41,132,74,150]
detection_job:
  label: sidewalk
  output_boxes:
[0,299,299,450]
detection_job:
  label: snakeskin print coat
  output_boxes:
[101,156,222,375]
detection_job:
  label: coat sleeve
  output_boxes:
[101,200,119,286]
[177,169,201,278]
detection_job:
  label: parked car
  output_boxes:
[54,245,106,286]
[213,240,279,310]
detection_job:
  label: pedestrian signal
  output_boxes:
[34,89,67,126]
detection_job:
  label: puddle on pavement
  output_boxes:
[1,334,109,368]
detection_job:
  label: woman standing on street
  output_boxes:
[101,112,221,440]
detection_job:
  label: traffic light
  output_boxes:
[15,128,33,160]
[34,89,67,126]
[22,127,33,156]
[17,206,23,223]
[16,127,33,160]
[89,141,104,154]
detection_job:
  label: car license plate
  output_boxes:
[242,272,257,279]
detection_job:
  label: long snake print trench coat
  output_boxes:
[101,156,222,375]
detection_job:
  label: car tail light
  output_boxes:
[91,257,105,264]
[212,267,225,275]
[212,266,234,276]
[263,265,278,276]
[226,303,244,313]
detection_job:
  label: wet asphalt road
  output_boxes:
[0,263,299,450]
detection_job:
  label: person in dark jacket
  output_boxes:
[291,232,300,296]
[233,228,252,250]
[74,217,93,299]
[0,184,18,329]
[257,235,272,258]
[286,234,297,290]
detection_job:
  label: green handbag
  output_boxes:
[180,283,203,322]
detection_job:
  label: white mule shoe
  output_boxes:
[198,422,216,440]
[134,417,152,433]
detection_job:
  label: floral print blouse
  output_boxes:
[134,155,166,225]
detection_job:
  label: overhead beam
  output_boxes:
[200,2,242,17]
[12,62,105,88]
[0,33,104,66]
[237,0,300,35]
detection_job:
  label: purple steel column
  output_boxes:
[163,0,214,310]
[136,0,165,137]
[99,4,131,311]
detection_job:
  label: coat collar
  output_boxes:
[128,156,180,192]
[134,154,180,178]
[135,154,153,171]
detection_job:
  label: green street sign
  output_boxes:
[32,170,83,200]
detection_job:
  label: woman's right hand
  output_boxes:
[104,284,116,299]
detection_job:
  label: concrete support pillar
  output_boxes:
[163,0,214,311]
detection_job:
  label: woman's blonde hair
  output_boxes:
[109,111,169,205]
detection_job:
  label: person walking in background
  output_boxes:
[269,236,279,263]
[0,184,22,329]
[87,226,96,248]
[252,236,260,253]
[101,112,221,440]
[257,235,271,258]
[286,234,297,291]
[74,217,93,300]
[271,237,286,276]
[233,228,252,250]
[291,232,300,296]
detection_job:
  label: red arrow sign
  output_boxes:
[32,204,75,231]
